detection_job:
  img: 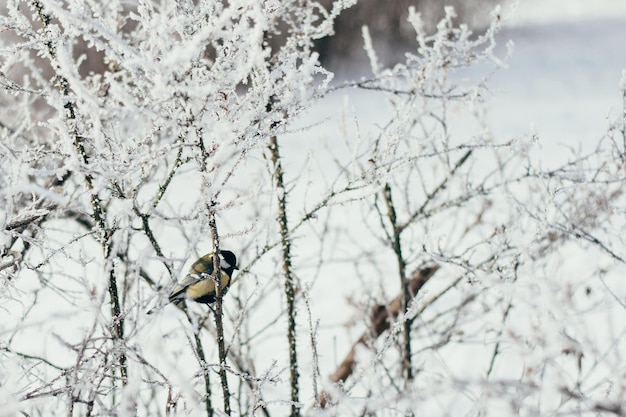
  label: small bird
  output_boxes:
[168,250,239,305]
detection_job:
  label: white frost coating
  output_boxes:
[2,1,626,416]
[361,26,380,77]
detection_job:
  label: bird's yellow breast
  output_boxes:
[185,271,230,299]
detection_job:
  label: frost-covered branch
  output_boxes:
[267,134,301,417]
[2,1,626,416]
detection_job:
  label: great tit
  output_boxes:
[168,250,238,304]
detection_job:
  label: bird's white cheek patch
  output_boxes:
[220,256,231,269]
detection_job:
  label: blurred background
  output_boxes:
[316,0,504,71]
[314,0,626,77]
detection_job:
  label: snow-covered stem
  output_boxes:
[32,0,128,389]
[303,286,322,408]
[398,150,473,232]
[381,183,412,381]
[207,203,231,415]
[268,134,300,417]
[486,301,513,377]
[188,309,214,417]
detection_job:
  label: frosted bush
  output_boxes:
[1,1,625,416]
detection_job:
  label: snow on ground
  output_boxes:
[287,2,626,168]
[489,16,626,158]
[275,1,626,402]
[6,2,626,414]
[511,0,626,26]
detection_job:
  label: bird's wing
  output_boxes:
[168,254,229,302]
[169,273,203,301]
[168,255,218,301]
[190,254,215,275]
[185,277,218,300]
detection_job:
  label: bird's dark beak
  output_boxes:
[234,265,240,270]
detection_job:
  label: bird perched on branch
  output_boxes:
[168,250,239,305]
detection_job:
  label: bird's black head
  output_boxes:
[219,250,238,273]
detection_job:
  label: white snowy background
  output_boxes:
[279,0,626,412]
[2,0,626,416]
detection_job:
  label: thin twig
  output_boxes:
[320,265,439,406]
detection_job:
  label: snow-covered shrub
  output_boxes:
[1,1,625,417]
